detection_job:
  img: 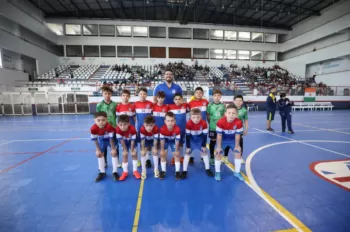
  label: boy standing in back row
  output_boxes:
[96,86,119,168]
[207,89,225,165]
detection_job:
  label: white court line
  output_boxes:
[10,138,90,142]
[0,128,88,132]
[244,139,350,231]
[0,119,92,123]
[253,128,350,157]
[295,123,350,135]
[0,141,12,146]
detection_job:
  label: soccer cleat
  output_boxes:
[175,171,181,180]
[141,171,147,180]
[206,169,214,177]
[266,128,274,132]
[119,172,128,181]
[234,172,244,181]
[181,171,187,179]
[215,172,221,181]
[171,157,175,165]
[210,158,215,166]
[137,160,141,167]
[95,172,106,182]
[154,170,160,178]
[159,171,166,180]
[133,171,141,179]
[288,130,295,134]
[146,159,152,168]
[189,157,194,165]
[112,172,119,181]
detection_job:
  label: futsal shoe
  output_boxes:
[133,171,141,179]
[95,172,106,182]
[154,170,160,178]
[119,172,128,181]
[159,171,166,180]
[288,130,295,134]
[181,171,187,179]
[234,172,244,181]
[112,172,119,181]
[266,128,274,132]
[175,171,181,180]
[206,169,214,177]
[215,172,221,181]
[141,171,147,180]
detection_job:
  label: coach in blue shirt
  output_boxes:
[153,69,183,104]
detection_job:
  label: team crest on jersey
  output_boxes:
[172,90,176,94]
[146,105,150,109]
[233,125,237,130]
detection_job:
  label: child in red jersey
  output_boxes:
[116,115,140,181]
[140,116,159,179]
[215,104,244,182]
[90,112,118,182]
[152,91,168,130]
[116,89,136,127]
[159,112,181,180]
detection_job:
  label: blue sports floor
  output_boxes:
[0,110,349,232]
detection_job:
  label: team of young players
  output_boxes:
[91,86,249,182]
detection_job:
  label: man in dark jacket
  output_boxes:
[266,86,277,131]
[278,93,294,134]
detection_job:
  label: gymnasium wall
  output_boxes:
[0,68,28,86]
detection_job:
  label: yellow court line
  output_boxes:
[132,179,145,232]
[274,228,300,232]
[222,157,311,232]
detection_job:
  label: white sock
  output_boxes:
[132,160,138,172]
[122,162,128,173]
[203,155,210,170]
[153,156,159,171]
[161,161,166,172]
[215,160,221,173]
[141,156,146,172]
[183,155,190,171]
[112,157,119,173]
[175,161,180,172]
[234,158,242,173]
[98,157,105,173]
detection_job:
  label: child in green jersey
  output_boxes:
[96,86,119,168]
[224,95,248,163]
[207,89,226,165]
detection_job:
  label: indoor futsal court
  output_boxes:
[0,110,349,232]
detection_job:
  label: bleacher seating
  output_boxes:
[72,65,100,79]
[292,102,334,111]
[37,65,70,79]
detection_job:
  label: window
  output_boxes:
[238,32,250,42]
[46,23,63,35]
[116,26,132,37]
[169,28,191,39]
[238,50,250,60]
[193,29,209,40]
[169,48,191,58]
[150,47,166,58]
[83,24,98,36]
[265,33,277,43]
[65,24,81,36]
[66,45,82,57]
[149,26,166,38]
[252,32,263,42]
[84,46,99,57]
[224,31,237,41]
[264,51,276,61]
[134,46,149,57]
[99,25,115,36]
[251,51,263,60]
[224,50,236,60]
[133,26,148,37]
[210,49,223,59]
[117,46,132,57]
[193,48,209,59]
[101,46,116,57]
[210,30,223,40]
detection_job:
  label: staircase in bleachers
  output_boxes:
[232,78,253,95]
[59,65,80,79]
[91,65,111,80]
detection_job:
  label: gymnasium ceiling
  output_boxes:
[29,0,340,30]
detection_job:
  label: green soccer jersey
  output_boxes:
[237,107,248,124]
[207,102,226,131]
[96,100,117,127]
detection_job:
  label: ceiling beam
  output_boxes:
[68,0,83,16]
[264,0,298,22]
[95,0,108,18]
[82,0,97,17]
[198,0,211,22]
[268,0,320,15]
[107,0,119,18]
[28,0,48,14]
[280,0,321,25]
[57,0,78,17]
[42,0,59,13]
[118,0,129,19]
